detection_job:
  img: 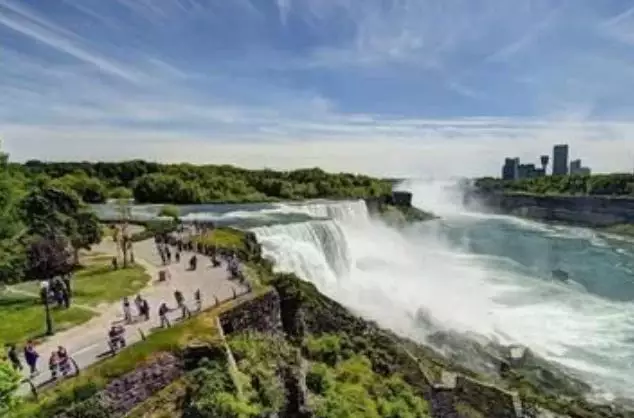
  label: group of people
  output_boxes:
[122,294,151,324]
[42,274,73,309]
[6,341,72,380]
[157,288,202,328]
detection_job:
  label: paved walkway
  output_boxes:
[16,238,248,394]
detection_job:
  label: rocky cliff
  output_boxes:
[468,191,634,227]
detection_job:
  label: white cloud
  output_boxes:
[0,1,141,81]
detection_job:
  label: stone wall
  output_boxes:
[57,353,183,418]
[470,192,634,227]
[219,289,283,335]
[454,375,520,418]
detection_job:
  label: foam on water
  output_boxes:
[252,185,634,401]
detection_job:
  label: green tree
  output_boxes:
[0,360,21,416]
[20,186,102,266]
[70,210,103,264]
[159,204,180,220]
[0,149,26,284]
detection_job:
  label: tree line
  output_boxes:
[474,173,634,196]
[12,160,393,204]
[0,153,102,285]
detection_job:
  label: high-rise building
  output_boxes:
[570,159,591,175]
[540,155,549,172]
[502,158,519,180]
[552,144,569,176]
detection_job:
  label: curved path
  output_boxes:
[17,238,248,394]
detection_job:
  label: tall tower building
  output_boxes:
[540,155,549,172]
[552,144,569,176]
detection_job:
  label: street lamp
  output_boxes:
[39,280,54,336]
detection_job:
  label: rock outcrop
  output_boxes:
[469,191,634,227]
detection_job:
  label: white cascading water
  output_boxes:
[251,187,634,403]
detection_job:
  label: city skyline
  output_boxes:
[501,143,592,180]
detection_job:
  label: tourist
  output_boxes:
[159,303,171,328]
[194,289,202,311]
[122,296,132,323]
[24,340,39,375]
[108,325,126,352]
[6,344,22,371]
[134,294,143,316]
[62,274,72,298]
[141,298,150,321]
[49,351,60,380]
[57,346,71,377]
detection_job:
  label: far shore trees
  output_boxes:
[13,160,392,204]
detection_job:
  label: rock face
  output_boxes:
[470,192,634,227]
[219,289,283,335]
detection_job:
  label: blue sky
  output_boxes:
[1,0,634,177]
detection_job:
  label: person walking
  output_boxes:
[122,296,132,323]
[24,340,39,376]
[141,298,150,321]
[134,294,143,317]
[159,303,171,328]
[174,290,191,319]
[6,344,22,371]
[194,289,202,312]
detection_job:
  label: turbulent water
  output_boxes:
[246,182,634,403]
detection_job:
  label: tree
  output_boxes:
[0,360,21,416]
[25,234,73,281]
[0,147,26,284]
[21,186,101,265]
[115,199,133,268]
[70,210,103,264]
[158,204,180,220]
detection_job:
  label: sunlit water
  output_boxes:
[95,185,634,401]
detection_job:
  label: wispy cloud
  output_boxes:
[1,0,633,177]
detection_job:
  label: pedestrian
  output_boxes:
[49,351,60,380]
[134,294,143,317]
[112,256,118,270]
[57,346,71,377]
[6,344,22,371]
[141,298,150,321]
[194,289,202,311]
[24,340,39,375]
[62,274,72,297]
[165,247,172,263]
[159,303,171,328]
[175,251,181,263]
[122,296,132,323]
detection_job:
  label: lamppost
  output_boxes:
[39,280,54,336]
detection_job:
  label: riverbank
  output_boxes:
[467,190,634,234]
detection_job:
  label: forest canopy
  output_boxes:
[474,173,634,196]
[12,160,394,204]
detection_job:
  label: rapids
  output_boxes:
[248,182,634,403]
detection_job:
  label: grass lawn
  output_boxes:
[193,227,246,251]
[0,292,95,346]
[1,257,151,346]
[13,258,150,306]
